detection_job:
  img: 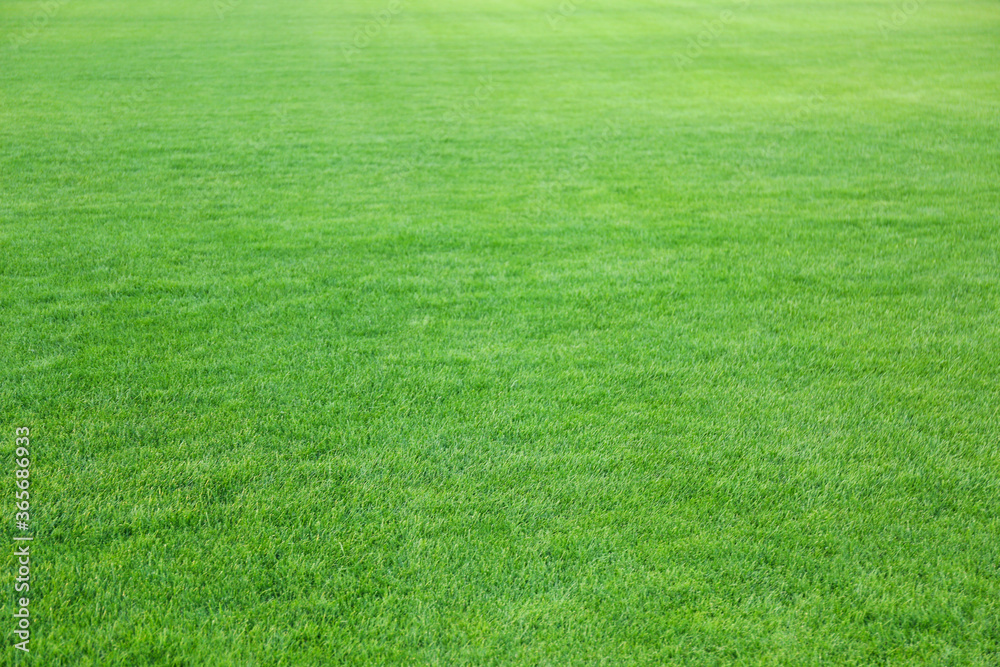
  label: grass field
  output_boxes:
[2,0,999,664]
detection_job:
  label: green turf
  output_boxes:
[2,0,999,664]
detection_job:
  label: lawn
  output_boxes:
[1,0,999,664]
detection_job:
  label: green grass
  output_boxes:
[2,0,999,664]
